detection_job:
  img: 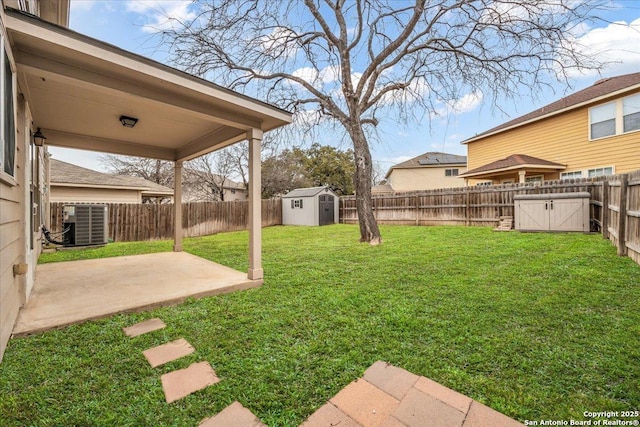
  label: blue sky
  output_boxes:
[51,0,640,172]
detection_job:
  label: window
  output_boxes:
[590,102,616,139]
[475,181,492,186]
[525,175,543,183]
[0,36,16,178]
[561,171,583,180]
[623,93,640,133]
[291,199,303,208]
[445,168,459,177]
[590,93,640,140]
[588,167,613,177]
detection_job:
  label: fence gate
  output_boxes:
[319,195,335,225]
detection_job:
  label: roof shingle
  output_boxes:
[50,159,173,194]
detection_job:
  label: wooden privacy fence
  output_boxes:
[340,179,602,227]
[599,169,640,265]
[49,199,282,242]
[341,170,640,266]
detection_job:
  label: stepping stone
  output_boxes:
[123,318,165,337]
[301,402,359,427]
[143,338,195,368]
[161,361,219,403]
[330,379,400,427]
[363,360,419,400]
[199,401,266,427]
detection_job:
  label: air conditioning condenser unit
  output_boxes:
[62,204,108,246]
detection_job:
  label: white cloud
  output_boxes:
[125,1,195,33]
[319,65,341,83]
[390,155,413,163]
[568,18,640,77]
[449,91,483,113]
[259,27,299,58]
[292,67,319,85]
[480,2,526,24]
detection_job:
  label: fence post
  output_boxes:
[617,174,628,256]
[465,188,470,226]
[414,195,419,226]
[602,180,609,240]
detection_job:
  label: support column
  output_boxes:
[173,161,183,252]
[247,128,263,280]
[518,171,526,184]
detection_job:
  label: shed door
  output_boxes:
[319,195,335,225]
[549,198,588,231]
[516,199,550,231]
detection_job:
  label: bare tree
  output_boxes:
[160,0,605,243]
[185,152,239,201]
[372,161,387,187]
[99,154,174,186]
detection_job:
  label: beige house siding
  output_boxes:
[50,185,142,203]
[0,185,23,360]
[467,89,640,179]
[388,166,467,191]
[222,188,246,201]
[0,6,47,361]
[0,10,22,360]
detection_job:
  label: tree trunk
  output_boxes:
[349,125,382,245]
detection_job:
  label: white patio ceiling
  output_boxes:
[5,9,291,161]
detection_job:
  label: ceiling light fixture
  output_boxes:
[119,115,139,128]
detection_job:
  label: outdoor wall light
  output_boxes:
[119,115,139,128]
[33,128,46,146]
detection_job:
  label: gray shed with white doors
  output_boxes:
[282,186,340,226]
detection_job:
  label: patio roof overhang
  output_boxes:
[4,9,292,162]
[459,154,566,180]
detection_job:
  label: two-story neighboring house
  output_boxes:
[382,152,467,192]
[459,72,640,184]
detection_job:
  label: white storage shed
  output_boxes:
[282,187,340,226]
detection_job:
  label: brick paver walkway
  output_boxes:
[123,320,523,426]
[302,361,524,427]
[207,361,524,427]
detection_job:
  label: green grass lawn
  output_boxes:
[1,225,639,426]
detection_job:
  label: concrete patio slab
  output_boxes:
[160,361,219,403]
[143,338,195,368]
[199,401,267,427]
[13,252,261,336]
[123,318,166,337]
